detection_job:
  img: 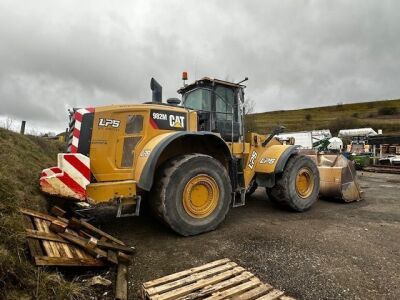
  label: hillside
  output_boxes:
[0,128,87,299]
[247,99,400,136]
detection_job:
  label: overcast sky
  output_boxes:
[0,0,399,133]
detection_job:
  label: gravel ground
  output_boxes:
[102,172,400,299]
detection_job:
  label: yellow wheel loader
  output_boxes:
[40,75,361,236]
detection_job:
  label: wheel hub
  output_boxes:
[295,167,314,199]
[183,174,219,218]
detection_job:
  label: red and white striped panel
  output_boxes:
[40,153,90,201]
[70,107,94,153]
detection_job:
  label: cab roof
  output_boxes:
[177,77,246,94]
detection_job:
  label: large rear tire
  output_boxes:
[267,154,319,212]
[150,154,231,236]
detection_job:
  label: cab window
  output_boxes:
[215,86,236,121]
[120,114,143,167]
[184,89,212,111]
[125,115,143,134]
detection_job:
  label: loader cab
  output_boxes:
[178,77,245,142]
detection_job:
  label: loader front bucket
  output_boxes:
[304,152,362,202]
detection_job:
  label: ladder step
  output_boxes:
[116,196,141,218]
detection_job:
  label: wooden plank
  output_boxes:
[204,278,262,300]
[117,251,133,265]
[49,219,68,233]
[147,262,238,296]
[34,218,54,257]
[26,229,67,243]
[108,250,118,264]
[41,220,63,257]
[153,267,246,300]
[64,228,89,259]
[34,256,104,267]
[58,232,117,264]
[143,258,231,289]
[232,283,274,300]
[58,229,87,259]
[97,240,135,254]
[23,215,44,257]
[50,205,66,217]
[29,226,74,258]
[115,264,128,300]
[177,271,255,300]
[20,208,58,222]
[255,289,285,300]
[69,217,126,246]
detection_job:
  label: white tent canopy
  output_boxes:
[338,128,378,137]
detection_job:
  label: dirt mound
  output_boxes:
[0,128,87,299]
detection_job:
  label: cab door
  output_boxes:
[213,85,240,142]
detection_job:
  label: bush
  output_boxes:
[378,107,398,115]
[305,114,312,121]
[352,112,359,118]
[328,117,360,136]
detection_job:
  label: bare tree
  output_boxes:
[0,117,14,130]
[244,97,256,115]
[243,98,258,133]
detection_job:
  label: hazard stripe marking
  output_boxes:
[56,172,86,197]
[67,107,94,154]
[63,154,90,181]
[70,144,78,153]
[150,117,158,129]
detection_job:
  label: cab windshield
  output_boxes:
[183,88,212,111]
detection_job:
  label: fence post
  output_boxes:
[20,120,26,135]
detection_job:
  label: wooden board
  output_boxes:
[21,209,105,267]
[141,259,294,300]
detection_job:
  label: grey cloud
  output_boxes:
[0,0,399,132]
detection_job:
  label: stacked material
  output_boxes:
[141,259,295,300]
[21,206,133,300]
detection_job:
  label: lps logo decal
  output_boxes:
[260,157,276,164]
[248,151,258,169]
[98,118,120,128]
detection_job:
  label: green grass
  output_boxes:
[0,128,88,299]
[246,99,400,136]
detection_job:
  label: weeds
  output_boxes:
[0,128,87,299]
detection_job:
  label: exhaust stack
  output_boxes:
[150,78,162,103]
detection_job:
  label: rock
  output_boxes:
[86,275,112,287]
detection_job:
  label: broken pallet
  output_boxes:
[21,208,105,267]
[21,207,131,299]
[141,258,294,300]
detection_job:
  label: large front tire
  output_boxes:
[150,154,232,236]
[267,154,320,212]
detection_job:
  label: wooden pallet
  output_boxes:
[21,208,105,267]
[141,259,295,300]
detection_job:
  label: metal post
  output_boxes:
[65,127,68,143]
[372,144,376,164]
[20,120,26,135]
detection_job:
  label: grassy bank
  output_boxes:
[0,128,87,299]
[247,99,400,135]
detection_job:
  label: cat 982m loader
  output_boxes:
[40,74,361,236]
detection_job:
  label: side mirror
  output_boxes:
[262,125,286,147]
[275,125,286,134]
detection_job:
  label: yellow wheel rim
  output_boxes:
[295,167,314,199]
[183,174,219,218]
